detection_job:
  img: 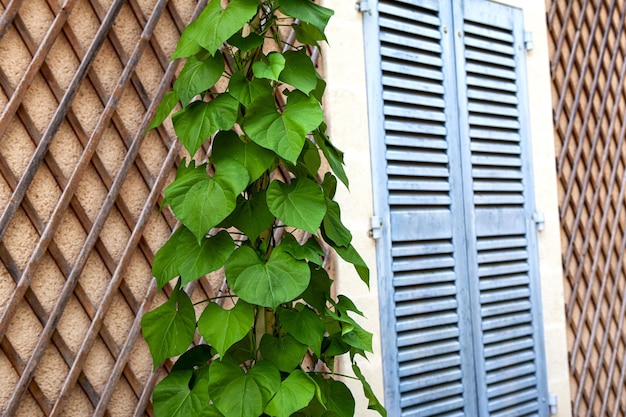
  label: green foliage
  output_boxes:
[142,1,385,416]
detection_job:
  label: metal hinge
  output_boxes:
[532,211,545,232]
[370,216,383,240]
[548,393,558,415]
[524,31,534,51]
[356,0,371,14]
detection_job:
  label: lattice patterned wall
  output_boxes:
[0,0,216,415]
[548,0,626,415]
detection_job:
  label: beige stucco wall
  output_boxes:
[323,0,572,415]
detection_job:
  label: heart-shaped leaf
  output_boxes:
[243,92,324,163]
[229,72,273,108]
[279,50,318,94]
[174,53,225,106]
[259,334,307,372]
[266,177,326,234]
[334,244,370,287]
[208,360,263,417]
[301,265,332,312]
[227,192,275,241]
[198,300,254,356]
[172,94,239,156]
[228,31,264,52]
[280,233,324,266]
[212,130,276,182]
[153,370,214,417]
[279,0,334,34]
[264,370,316,417]
[171,29,203,60]
[279,305,325,355]
[252,52,285,81]
[141,287,196,367]
[315,126,348,188]
[225,246,310,308]
[187,0,259,55]
[312,377,355,417]
[248,360,281,406]
[292,21,327,45]
[153,227,235,289]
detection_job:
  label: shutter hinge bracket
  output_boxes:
[532,211,545,232]
[356,0,371,14]
[548,393,558,415]
[370,216,383,240]
[524,31,534,51]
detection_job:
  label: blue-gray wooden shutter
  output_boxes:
[363,0,549,415]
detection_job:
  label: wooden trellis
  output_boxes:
[548,0,626,415]
[0,0,211,415]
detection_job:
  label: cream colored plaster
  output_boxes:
[490,1,573,415]
[321,1,385,414]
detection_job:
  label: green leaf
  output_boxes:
[280,233,324,266]
[228,31,264,52]
[171,29,203,60]
[198,300,254,357]
[279,304,325,355]
[174,53,225,106]
[302,265,332,312]
[321,172,337,199]
[315,126,348,188]
[335,295,364,317]
[187,0,259,55]
[228,71,273,108]
[248,360,281,405]
[265,370,316,417]
[223,331,256,364]
[259,334,307,372]
[227,192,275,241]
[312,377,355,417]
[342,326,373,353]
[209,360,264,417]
[252,52,285,81]
[279,50,318,94]
[297,139,321,177]
[172,94,239,156]
[148,91,178,130]
[352,363,387,416]
[225,246,310,308]
[141,287,196,367]
[172,344,216,372]
[292,21,326,45]
[153,227,235,289]
[212,130,276,182]
[153,370,213,417]
[163,161,207,211]
[243,92,324,163]
[334,244,370,287]
[167,159,248,242]
[321,199,352,248]
[279,0,334,34]
[266,177,326,234]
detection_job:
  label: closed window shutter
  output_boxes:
[454,1,550,415]
[365,0,549,416]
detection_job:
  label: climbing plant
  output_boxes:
[141,1,385,416]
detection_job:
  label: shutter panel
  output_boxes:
[373,0,476,415]
[364,0,549,415]
[454,1,549,415]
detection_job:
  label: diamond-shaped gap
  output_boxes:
[123,249,153,304]
[70,78,106,136]
[74,165,109,223]
[63,384,95,416]
[83,336,115,394]
[134,40,167,103]
[139,129,172,180]
[3,208,39,270]
[51,209,88,267]
[151,4,182,60]
[0,118,36,180]
[25,165,62,227]
[29,253,67,316]
[32,343,71,406]
[6,299,44,361]
[0,346,20,409]
[15,391,45,417]
[79,252,112,308]
[103,290,136,350]
[65,0,102,53]
[56,293,93,354]
[108,372,139,417]
[96,125,129,180]
[43,29,81,92]
[99,206,132,262]
[119,167,150,222]
[109,2,143,60]
[91,38,125,98]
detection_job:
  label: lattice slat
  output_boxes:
[549,1,626,415]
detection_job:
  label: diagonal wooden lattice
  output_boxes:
[548,0,626,415]
[0,1,219,415]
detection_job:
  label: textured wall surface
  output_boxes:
[548,1,626,415]
[0,1,213,415]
